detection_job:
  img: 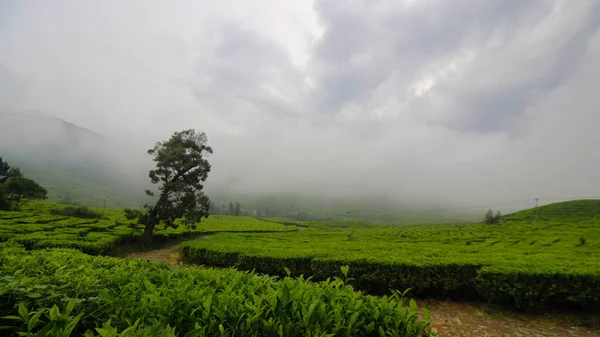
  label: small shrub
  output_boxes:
[124,208,143,221]
[51,206,100,219]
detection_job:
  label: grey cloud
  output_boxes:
[308,0,556,119]
[190,22,306,122]
[0,64,26,106]
[434,0,600,132]
[0,0,599,212]
[307,0,600,136]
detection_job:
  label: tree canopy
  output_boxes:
[484,209,502,224]
[142,130,213,239]
[0,158,22,184]
[0,158,47,210]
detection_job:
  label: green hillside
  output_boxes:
[504,199,600,223]
[0,113,149,208]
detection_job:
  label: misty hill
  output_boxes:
[0,113,148,207]
[504,199,600,223]
[226,193,481,224]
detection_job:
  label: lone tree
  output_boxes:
[0,157,22,183]
[5,177,48,211]
[142,129,213,239]
[0,158,47,211]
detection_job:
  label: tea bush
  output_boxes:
[0,247,434,337]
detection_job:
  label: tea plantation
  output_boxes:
[181,200,600,311]
[0,202,434,336]
[1,200,599,336]
[0,202,296,255]
[0,246,432,336]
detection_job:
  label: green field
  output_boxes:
[0,202,297,255]
[181,200,600,311]
[0,202,437,336]
[1,200,599,336]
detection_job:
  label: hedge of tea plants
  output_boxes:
[181,200,600,311]
[0,245,434,337]
[0,202,298,255]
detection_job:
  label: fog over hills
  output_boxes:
[1,1,600,216]
[0,112,150,207]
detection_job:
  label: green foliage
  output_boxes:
[182,200,600,311]
[51,206,101,219]
[211,201,244,216]
[123,209,143,221]
[0,202,300,255]
[0,248,433,337]
[4,199,600,316]
[484,209,501,224]
[503,199,600,223]
[5,177,48,211]
[0,157,21,184]
[0,158,47,211]
[476,265,600,311]
[143,130,213,239]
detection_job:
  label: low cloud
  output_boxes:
[1,0,599,211]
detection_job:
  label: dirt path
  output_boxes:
[124,241,185,267]
[419,299,599,337]
[122,233,600,337]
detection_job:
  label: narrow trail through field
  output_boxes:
[124,240,186,267]
[419,300,599,337]
[122,229,600,337]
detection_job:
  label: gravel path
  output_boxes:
[420,299,599,337]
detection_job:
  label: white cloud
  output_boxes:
[0,0,599,209]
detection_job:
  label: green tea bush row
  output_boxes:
[181,241,600,311]
[50,206,101,219]
[476,265,600,311]
[0,247,434,337]
[181,247,480,299]
[0,206,303,257]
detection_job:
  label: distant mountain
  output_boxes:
[0,112,149,208]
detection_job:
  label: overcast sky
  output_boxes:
[1,0,599,209]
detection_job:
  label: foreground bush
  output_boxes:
[0,247,434,337]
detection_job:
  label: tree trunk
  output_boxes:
[143,208,158,243]
[143,187,172,242]
[143,222,155,242]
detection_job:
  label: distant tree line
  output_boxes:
[0,158,47,211]
[484,209,502,224]
[208,201,314,221]
[210,201,243,216]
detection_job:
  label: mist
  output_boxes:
[1,0,600,214]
